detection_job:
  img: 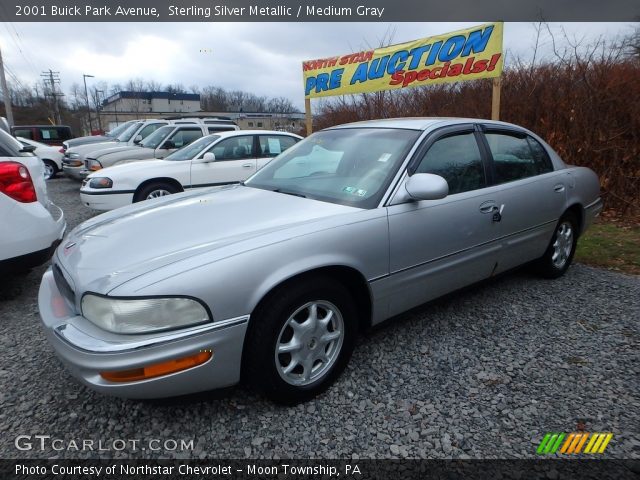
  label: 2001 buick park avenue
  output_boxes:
[39,118,602,403]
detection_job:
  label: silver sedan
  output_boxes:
[38,118,602,403]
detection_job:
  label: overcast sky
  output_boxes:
[1,22,636,111]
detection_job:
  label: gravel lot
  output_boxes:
[0,177,638,460]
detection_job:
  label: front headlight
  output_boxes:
[67,153,80,159]
[87,159,103,171]
[81,294,211,334]
[88,177,113,189]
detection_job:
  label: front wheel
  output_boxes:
[535,212,579,278]
[134,182,180,202]
[43,160,57,180]
[243,277,357,404]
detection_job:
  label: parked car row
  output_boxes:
[0,115,254,275]
[63,117,240,180]
[33,117,602,404]
[80,130,302,210]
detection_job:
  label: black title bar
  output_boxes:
[5,0,640,22]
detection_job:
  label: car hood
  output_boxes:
[88,159,172,179]
[90,145,147,159]
[94,146,154,161]
[66,141,120,157]
[65,135,110,148]
[57,185,360,294]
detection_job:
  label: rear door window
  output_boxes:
[258,135,298,157]
[485,132,553,183]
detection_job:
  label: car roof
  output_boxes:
[211,130,302,138]
[326,117,526,131]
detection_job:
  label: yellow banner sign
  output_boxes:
[303,22,503,98]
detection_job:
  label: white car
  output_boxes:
[17,136,64,180]
[80,130,302,211]
[0,129,66,273]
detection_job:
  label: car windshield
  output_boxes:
[165,135,221,161]
[106,121,135,138]
[140,126,175,149]
[116,122,143,142]
[245,128,421,209]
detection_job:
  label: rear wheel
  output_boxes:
[243,277,357,404]
[535,212,579,278]
[134,182,180,202]
[43,160,57,180]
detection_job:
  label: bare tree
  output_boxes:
[125,78,146,114]
[145,80,163,92]
[165,83,186,94]
[266,96,298,113]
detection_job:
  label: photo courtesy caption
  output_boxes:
[16,463,361,476]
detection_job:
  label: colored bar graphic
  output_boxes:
[575,432,590,453]
[597,433,613,453]
[538,432,613,455]
[550,433,566,453]
[537,433,552,454]
[567,433,584,454]
[559,433,576,454]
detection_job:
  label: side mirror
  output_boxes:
[405,173,449,201]
[133,135,142,144]
[194,152,216,164]
[162,140,175,150]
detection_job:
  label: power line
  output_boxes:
[0,20,41,79]
[41,69,64,124]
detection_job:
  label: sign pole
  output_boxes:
[304,98,312,135]
[491,76,502,120]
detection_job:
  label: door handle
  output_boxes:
[242,163,253,168]
[554,184,565,192]
[479,202,497,214]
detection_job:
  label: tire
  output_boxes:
[243,276,357,404]
[535,212,579,278]
[134,182,180,202]
[43,160,57,180]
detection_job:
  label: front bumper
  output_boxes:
[38,268,249,399]
[80,189,134,211]
[63,164,88,181]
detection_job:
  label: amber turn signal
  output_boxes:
[100,351,212,382]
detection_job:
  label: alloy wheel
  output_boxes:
[551,221,574,269]
[275,301,344,386]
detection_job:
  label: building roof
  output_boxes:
[104,91,200,105]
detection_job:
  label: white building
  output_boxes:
[102,91,201,115]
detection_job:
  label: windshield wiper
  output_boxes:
[272,188,306,198]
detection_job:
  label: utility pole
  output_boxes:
[94,89,103,131]
[83,74,94,133]
[41,69,64,124]
[0,46,15,126]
